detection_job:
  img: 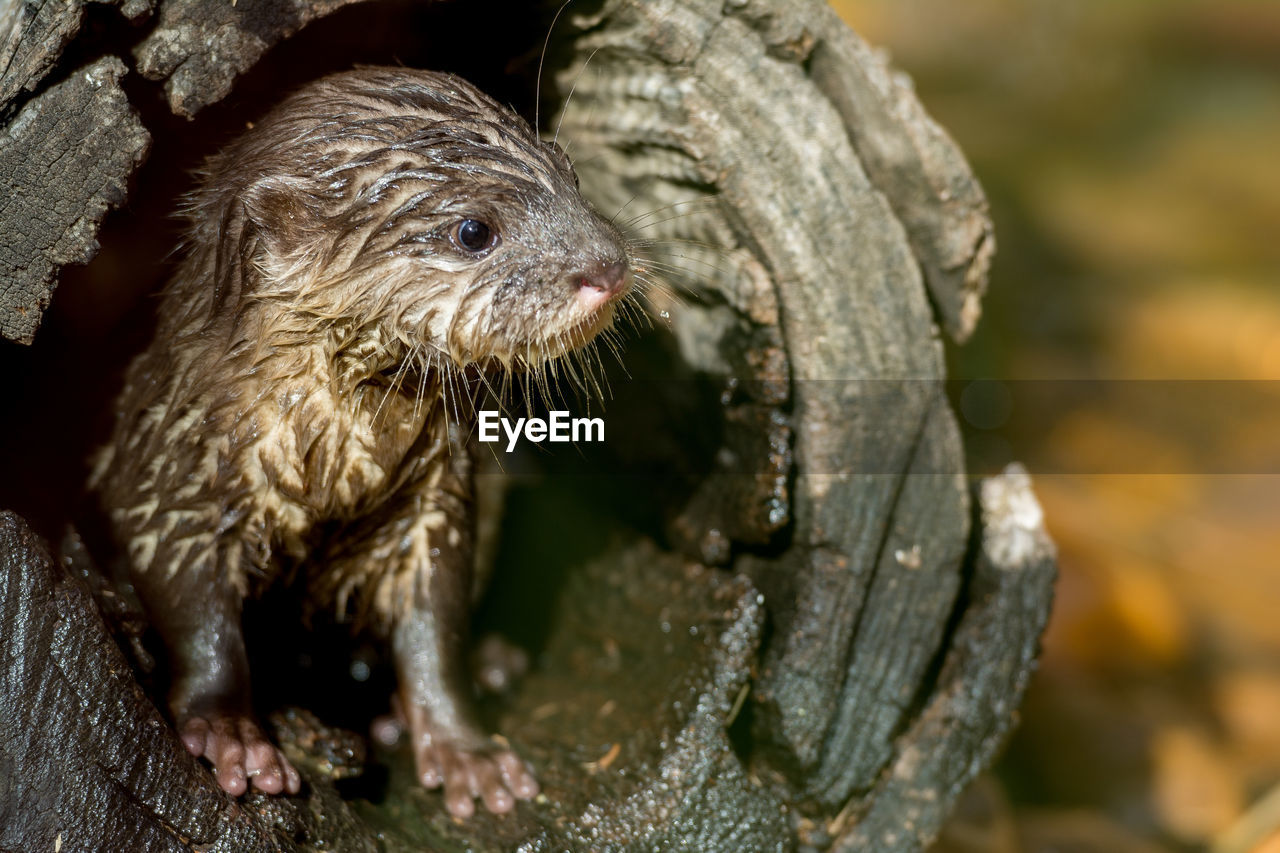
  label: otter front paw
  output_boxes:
[399,702,538,818]
[180,714,302,796]
[416,736,539,818]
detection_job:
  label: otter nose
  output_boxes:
[578,260,630,297]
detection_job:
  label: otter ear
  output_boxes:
[211,177,308,310]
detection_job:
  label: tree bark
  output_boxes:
[0,56,148,344]
[133,0,371,118]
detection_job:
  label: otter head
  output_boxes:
[191,68,631,375]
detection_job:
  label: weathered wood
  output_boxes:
[1,0,84,110]
[134,0,374,118]
[554,0,970,811]
[833,465,1057,850]
[0,511,287,852]
[551,3,1047,847]
[734,0,996,342]
[0,56,149,344]
[0,0,154,128]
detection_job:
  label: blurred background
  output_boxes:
[828,2,1280,851]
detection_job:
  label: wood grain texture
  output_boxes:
[832,465,1057,851]
[0,56,148,344]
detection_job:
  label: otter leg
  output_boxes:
[328,456,537,818]
[392,597,538,818]
[139,542,301,797]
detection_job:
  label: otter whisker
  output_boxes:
[575,343,594,402]
[586,340,610,402]
[610,191,643,227]
[629,236,736,261]
[534,0,574,132]
[553,47,603,149]
[371,346,410,430]
[559,341,584,393]
[619,196,723,230]
[611,294,651,333]
[629,249,734,280]
[411,345,429,426]
[629,269,682,309]
[632,258,726,293]
[600,326,630,369]
[496,364,513,412]
[544,358,563,411]
[473,360,514,421]
[444,359,467,432]
[521,344,534,414]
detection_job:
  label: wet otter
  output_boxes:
[90,67,632,818]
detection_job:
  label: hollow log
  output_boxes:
[0,1,1055,850]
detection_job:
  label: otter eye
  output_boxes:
[453,219,496,253]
